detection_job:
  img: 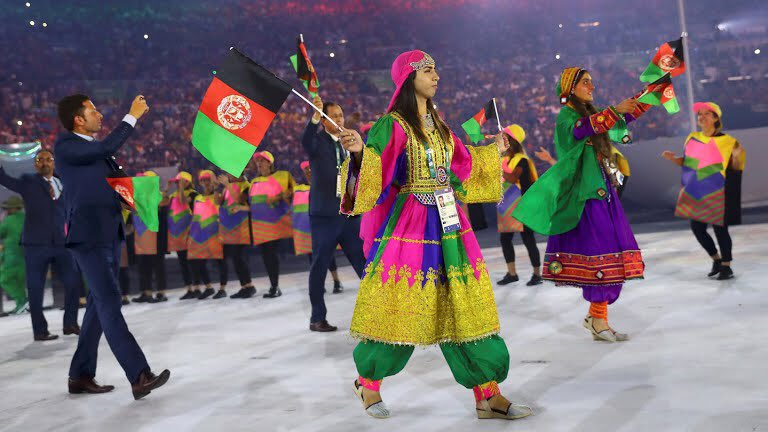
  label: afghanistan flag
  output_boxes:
[640,37,686,83]
[289,36,319,98]
[461,99,497,143]
[106,176,163,232]
[638,74,680,114]
[192,48,292,177]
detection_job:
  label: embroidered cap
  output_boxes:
[556,67,585,104]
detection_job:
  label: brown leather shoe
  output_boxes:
[34,332,59,341]
[63,326,81,336]
[309,320,338,332]
[131,369,171,400]
[68,377,115,394]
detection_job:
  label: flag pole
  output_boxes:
[291,88,342,132]
[492,97,503,132]
[677,0,696,131]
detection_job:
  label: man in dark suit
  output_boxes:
[54,94,169,399]
[0,149,83,341]
[301,96,366,333]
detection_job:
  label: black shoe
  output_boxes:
[526,274,543,286]
[212,289,227,299]
[232,286,256,299]
[155,293,168,302]
[708,259,723,277]
[34,332,59,342]
[197,288,215,300]
[179,290,199,300]
[263,287,282,298]
[230,289,244,299]
[717,266,734,280]
[309,320,338,332]
[121,297,130,306]
[333,280,344,294]
[132,293,158,304]
[497,273,519,285]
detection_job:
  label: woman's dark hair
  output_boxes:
[567,70,611,158]
[57,94,90,131]
[389,71,451,144]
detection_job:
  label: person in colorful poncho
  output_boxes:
[292,161,343,291]
[188,170,226,300]
[337,50,532,421]
[162,171,202,300]
[131,171,168,303]
[662,102,745,280]
[514,67,653,343]
[217,172,256,299]
[496,124,542,287]
[250,151,296,299]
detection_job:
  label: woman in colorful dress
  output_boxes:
[249,151,295,299]
[662,102,745,280]
[514,67,652,343]
[338,50,532,421]
[131,171,168,303]
[293,161,342,292]
[496,124,542,287]
[217,173,257,299]
[188,170,226,300]
[163,171,202,300]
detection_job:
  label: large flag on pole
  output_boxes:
[640,37,686,83]
[461,99,497,143]
[106,176,162,232]
[638,73,680,114]
[192,48,292,177]
[289,35,320,97]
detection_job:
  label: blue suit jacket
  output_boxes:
[53,121,134,245]
[0,168,68,246]
[301,119,350,217]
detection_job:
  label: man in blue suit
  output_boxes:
[0,149,83,341]
[55,94,169,399]
[302,95,366,333]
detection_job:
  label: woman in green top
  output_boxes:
[0,196,28,314]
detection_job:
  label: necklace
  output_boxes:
[422,113,435,131]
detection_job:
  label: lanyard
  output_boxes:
[423,133,452,184]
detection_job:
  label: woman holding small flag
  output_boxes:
[337,50,532,421]
[249,151,296,299]
[217,173,257,299]
[514,67,653,343]
[131,171,169,303]
[187,170,227,300]
[661,102,745,280]
[496,124,542,287]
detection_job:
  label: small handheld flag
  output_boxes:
[461,99,498,143]
[640,37,686,83]
[106,176,162,232]
[289,34,320,98]
[638,73,680,114]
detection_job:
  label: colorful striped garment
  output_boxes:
[250,171,295,245]
[133,212,157,255]
[291,184,312,255]
[219,180,251,245]
[188,194,223,260]
[167,189,195,252]
[675,132,745,226]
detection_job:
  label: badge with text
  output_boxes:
[336,171,342,197]
[434,186,460,233]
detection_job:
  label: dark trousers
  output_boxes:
[119,267,131,296]
[499,227,541,268]
[691,220,733,262]
[190,259,213,286]
[308,254,337,272]
[260,240,281,288]
[222,244,251,287]
[24,245,82,336]
[176,250,200,286]
[137,254,167,292]
[309,215,366,323]
[69,240,149,383]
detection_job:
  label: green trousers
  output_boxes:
[353,335,509,389]
[0,265,27,308]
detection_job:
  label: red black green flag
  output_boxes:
[106,176,162,231]
[192,48,292,176]
[640,37,686,83]
[289,36,320,97]
[461,99,496,143]
[638,73,680,114]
